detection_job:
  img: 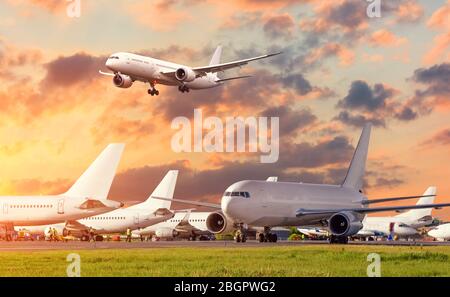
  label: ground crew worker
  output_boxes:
[126,227,132,242]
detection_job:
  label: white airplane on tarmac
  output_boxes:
[356,187,437,239]
[428,223,450,241]
[153,123,450,244]
[0,144,125,240]
[99,45,281,96]
[18,171,179,241]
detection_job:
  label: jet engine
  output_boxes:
[155,227,178,239]
[206,212,234,234]
[175,67,196,82]
[329,212,363,236]
[113,73,133,88]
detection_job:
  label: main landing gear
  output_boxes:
[328,235,349,244]
[148,82,159,96]
[178,85,190,93]
[258,227,278,243]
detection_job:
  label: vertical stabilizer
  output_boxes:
[396,186,437,219]
[342,123,372,191]
[64,144,125,200]
[209,45,222,66]
[137,170,179,210]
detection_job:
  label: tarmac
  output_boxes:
[0,239,448,251]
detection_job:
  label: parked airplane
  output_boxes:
[17,170,179,241]
[0,144,125,239]
[99,45,281,96]
[428,223,450,241]
[356,187,437,239]
[133,210,212,241]
[154,123,450,244]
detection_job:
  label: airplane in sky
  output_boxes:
[428,223,450,241]
[99,45,281,96]
[133,210,212,241]
[0,144,125,240]
[17,170,179,241]
[356,187,437,239]
[153,123,450,244]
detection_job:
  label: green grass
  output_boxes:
[0,245,449,277]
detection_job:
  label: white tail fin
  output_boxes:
[64,144,125,200]
[396,186,437,219]
[266,176,278,182]
[342,123,372,191]
[209,45,222,66]
[138,170,178,210]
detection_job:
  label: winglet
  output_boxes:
[64,144,125,200]
[342,123,371,191]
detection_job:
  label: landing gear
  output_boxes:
[234,224,247,243]
[148,82,159,96]
[178,85,190,93]
[257,227,278,243]
[329,235,349,244]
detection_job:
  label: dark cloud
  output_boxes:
[260,105,317,136]
[327,0,368,29]
[41,53,105,88]
[372,177,404,188]
[412,63,450,98]
[394,106,418,121]
[337,80,394,111]
[280,73,313,95]
[263,14,296,40]
[421,128,450,147]
[334,111,385,128]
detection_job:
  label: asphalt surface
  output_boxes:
[0,239,448,251]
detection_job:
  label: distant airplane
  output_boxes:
[0,144,125,240]
[428,223,450,241]
[356,187,437,239]
[133,210,212,241]
[153,123,450,244]
[18,170,179,241]
[99,45,281,96]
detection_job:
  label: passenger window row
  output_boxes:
[10,204,53,208]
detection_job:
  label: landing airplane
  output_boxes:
[99,46,281,96]
[0,144,125,239]
[153,123,450,244]
[18,170,179,241]
[356,187,437,239]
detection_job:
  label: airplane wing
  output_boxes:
[360,194,436,205]
[152,196,222,209]
[193,52,281,74]
[296,203,450,217]
[215,75,252,83]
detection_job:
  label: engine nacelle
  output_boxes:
[206,212,234,234]
[175,67,196,82]
[113,73,133,88]
[329,212,363,236]
[155,227,178,238]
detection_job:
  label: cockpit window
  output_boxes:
[224,191,250,198]
[109,56,120,60]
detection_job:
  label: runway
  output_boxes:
[0,239,449,251]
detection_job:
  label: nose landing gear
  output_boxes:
[148,82,159,96]
[234,224,247,243]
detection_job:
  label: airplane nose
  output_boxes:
[222,196,240,219]
[105,59,113,70]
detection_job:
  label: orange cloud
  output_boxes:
[368,29,408,47]
[423,1,450,65]
[305,43,355,67]
[396,0,424,23]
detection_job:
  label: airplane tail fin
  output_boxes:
[396,186,437,219]
[209,45,222,66]
[141,170,179,210]
[64,144,125,200]
[342,123,372,191]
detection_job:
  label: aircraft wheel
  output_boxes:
[235,234,241,243]
[155,90,160,96]
[258,233,265,243]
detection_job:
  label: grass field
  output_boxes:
[0,245,449,277]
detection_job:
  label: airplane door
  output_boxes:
[57,199,64,215]
[3,203,8,215]
[134,213,139,225]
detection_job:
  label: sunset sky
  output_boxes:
[0,0,449,220]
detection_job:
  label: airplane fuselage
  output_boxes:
[221,180,366,227]
[106,52,220,90]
